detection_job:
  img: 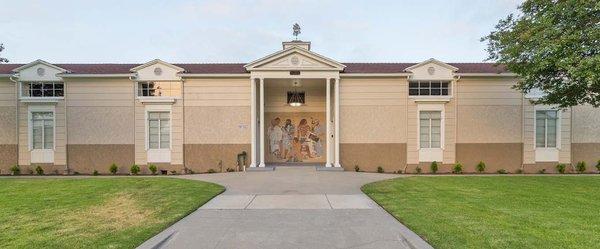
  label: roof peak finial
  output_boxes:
[292,23,301,41]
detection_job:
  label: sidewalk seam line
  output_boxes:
[244,194,257,209]
[325,194,333,209]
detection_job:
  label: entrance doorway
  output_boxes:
[264,79,327,166]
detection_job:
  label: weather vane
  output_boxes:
[293,23,301,41]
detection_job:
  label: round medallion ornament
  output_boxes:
[153,67,163,76]
[36,67,45,77]
[427,66,435,75]
[290,56,300,66]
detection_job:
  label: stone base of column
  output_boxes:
[258,162,266,167]
[334,162,342,168]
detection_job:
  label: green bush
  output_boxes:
[515,169,524,174]
[538,168,546,174]
[497,169,508,174]
[226,168,235,172]
[415,166,422,174]
[476,161,486,173]
[576,161,586,173]
[354,165,360,172]
[452,163,463,174]
[148,164,158,175]
[35,166,44,175]
[93,170,99,176]
[130,164,140,175]
[377,166,384,173]
[430,161,438,174]
[596,160,600,173]
[556,163,566,174]
[109,163,118,175]
[207,169,216,174]
[9,165,20,175]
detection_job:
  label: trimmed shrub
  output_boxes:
[10,165,20,175]
[354,165,360,172]
[476,161,486,173]
[576,161,586,173]
[93,170,99,176]
[148,164,158,175]
[452,163,463,174]
[109,163,118,175]
[226,168,235,172]
[515,169,523,174]
[35,166,44,175]
[130,164,140,175]
[497,169,508,174]
[538,169,546,174]
[415,166,422,174]
[596,160,600,173]
[377,166,384,173]
[207,169,216,174]
[430,161,438,174]
[556,163,566,174]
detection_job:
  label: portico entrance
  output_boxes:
[244,41,344,168]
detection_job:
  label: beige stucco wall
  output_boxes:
[184,78,251,144]
[339,78,407,143]
[571,105,600,170]
[66,79,134,144]
[183,78,251,170]
[0,79,17,172]
[338,78,407,172]
[456,77,522,143]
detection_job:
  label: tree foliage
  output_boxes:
[482,0,600,107]
[0,43,8,63]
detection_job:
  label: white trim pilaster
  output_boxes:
[258,78,266,167]
[334,78,341,167]
[249,78,257,167]
[325,78,332,167]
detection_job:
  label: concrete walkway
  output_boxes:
[138,167,433,249]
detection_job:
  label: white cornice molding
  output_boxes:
[57,73,135,78]
[455,73,517,77]
[178,73,250,78]
[340,73,411,77]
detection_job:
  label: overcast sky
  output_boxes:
[0,0,522,64]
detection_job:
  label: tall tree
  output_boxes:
[482,0,600,108]
[0,43,8,63]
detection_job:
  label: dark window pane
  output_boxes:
[409,89,419,95]
[431,89,441,95]
[55,89,64,97]
[442,82,449,88]
[419,82,430,88]
[55,84,64,89]
[409,82,418,88]
[431,82,441,88]
[420,89,430,95]
[441,89,449,95]
[32,89,43,97]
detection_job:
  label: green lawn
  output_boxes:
[0,177,224,249]
[362,176,600,249]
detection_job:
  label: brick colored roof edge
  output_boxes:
[0,62,508,74]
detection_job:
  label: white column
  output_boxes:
[258,78,266,167]
[249,78,257,168]
[325,78,332,167]
[334,77,341,167]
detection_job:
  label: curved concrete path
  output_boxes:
[138,167,432,249]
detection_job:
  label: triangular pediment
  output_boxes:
[131,59,184,81]
[245,47,345,71]
[12,59,68,81]
[405,58,457,80]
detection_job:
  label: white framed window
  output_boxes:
[419,111,442,148]
[535,110,558,148]
[31,112,54,150]
[148,112,170,149]
[21,82,64,98]
[409,81,450,96]
[137,81,181,97]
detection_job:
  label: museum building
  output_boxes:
[0,39,599,174]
